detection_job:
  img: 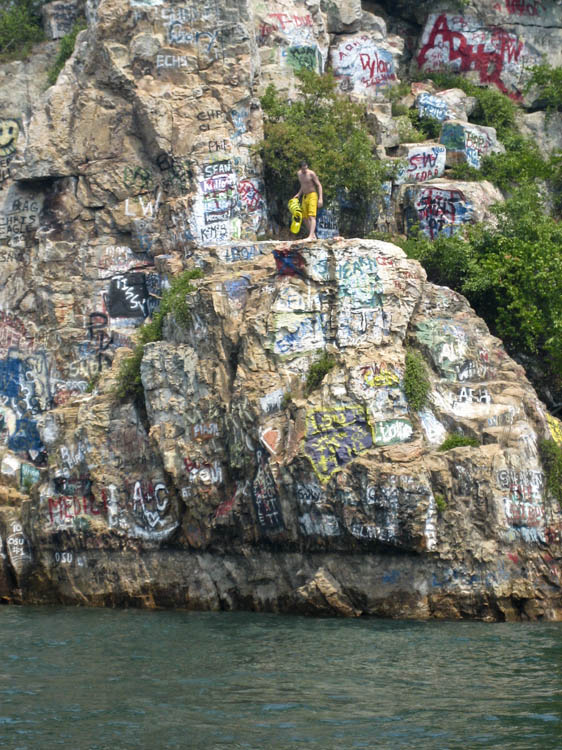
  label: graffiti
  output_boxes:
[156,153,192,192]
[224,277,250,309]
[48,493,107,529]
[97,245,140,277]
[192,422,219,440]
[106,272,160,319]
[337,254,381,307]
[411,187,473,239]
[238,179,265,213]
[415,321,469,379]
[183,457,223,489]
[0,118,19,182]
[416,92,451,121]
[350,482,400,543]
[124,191,161,218]
[200,222,230,245]
[59,439,91,470]
[417,13,537,96]
[273,247,306,278]
[299,510,340,536]
[304,406,373,481]
[128,479,170,531]
[6,521,31,570]
[498,469,545,530]
[208,139,230,153]
[258,12,313,41]
[0,193,42,243]
[316,208,338,239]
[231,108,248,139]
[285,45,320,72]
[359,363,400,389]
[214,480,248,520]
[419,409,447,445]
[260,388,284,415]
[441,122,495,169]
[396,145,446,184]
[156,55,190,68]
[0,312,33,354]
[295,482,325,506]
[87,312,113,372]
[20,462,40,488]
[456,358,488,382]
[260,426,280,455]
[547,414,562,445]
[497,0,544,16]
[374,418,413,445]
[272,312,327,356]
[123,165,153,191]
[332,36,396,94]
[252,448,284,531]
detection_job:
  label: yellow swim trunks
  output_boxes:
[302,192,318,219]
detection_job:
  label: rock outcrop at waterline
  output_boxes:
[0,0,561,618]
[1,237,561,621]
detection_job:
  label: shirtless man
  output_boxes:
[293,160,323,240]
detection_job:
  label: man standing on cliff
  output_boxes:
[293,160,323,240]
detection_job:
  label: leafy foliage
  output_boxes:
[0,0,45,62]
[403,350,431,412]
[439,434,480,451]
[404,186,562,390]
[115,269,203,402]
[407,109,442,140]
[304,351,336,396]
[525,63,562,113]
[539,439,562,507]
[47,18,86,85]
[260,70,393,234]
[434,493,447,513]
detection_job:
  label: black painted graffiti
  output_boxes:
[88,313,114,372]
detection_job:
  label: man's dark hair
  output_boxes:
[300,160,308,168]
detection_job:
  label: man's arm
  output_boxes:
[312,172,323,207]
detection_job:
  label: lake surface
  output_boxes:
[0,607,560,749]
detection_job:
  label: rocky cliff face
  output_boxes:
[0,0,561,619]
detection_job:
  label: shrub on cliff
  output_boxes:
[403,350,431,412]
[525,63,562,113]
[0,0,45,61]
[260,70,393,235]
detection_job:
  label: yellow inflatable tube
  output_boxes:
[288,197,302,234]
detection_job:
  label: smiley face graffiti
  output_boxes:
[0,119,20,161]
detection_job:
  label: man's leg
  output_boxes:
[307,215,316,239]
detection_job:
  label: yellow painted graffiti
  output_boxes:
[547,414,562,446]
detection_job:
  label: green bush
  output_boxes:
[403,349,431,411]
[539,438,562,506]
[525,63,562,113]
[407,109,442,140]
[304,351,336,396]
[434,493,447,513]
[0,0,45,62]
[439,434,479,451]
[47,18,86,85]
[260,70,393,234]
[115,268,203,402]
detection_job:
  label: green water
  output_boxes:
[0,607,560,749]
